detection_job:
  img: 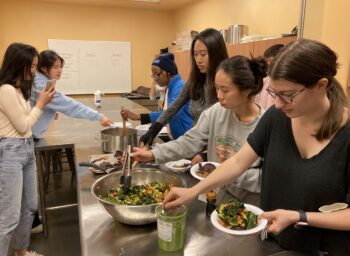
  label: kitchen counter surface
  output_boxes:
[43,96,306,256]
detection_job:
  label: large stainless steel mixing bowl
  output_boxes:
[91,168,186,225]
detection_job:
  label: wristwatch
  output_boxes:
[297,210,308,226]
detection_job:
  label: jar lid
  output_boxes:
[206,191,216,200]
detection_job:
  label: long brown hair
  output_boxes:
[188,28,228,103]
[269,39,348,141]
[0,43,38,100]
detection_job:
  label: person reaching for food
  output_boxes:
[30,50,113,140]
[29,50,113,234]
[160,39,350,255]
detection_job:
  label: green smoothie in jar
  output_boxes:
[156,204,187,252]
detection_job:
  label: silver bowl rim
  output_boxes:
[90,168,186,208]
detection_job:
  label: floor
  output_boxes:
[29,163,81,256]
[26,95,156,256]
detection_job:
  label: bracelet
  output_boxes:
[298,210,308,224]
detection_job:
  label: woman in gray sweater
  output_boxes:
[140,28,228,152]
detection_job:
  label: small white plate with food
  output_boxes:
[190,162,220,180]
[86,154,122,174]
[165,159,192,173]
[211,200,268,236]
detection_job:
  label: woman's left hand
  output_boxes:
[261,209,299,234]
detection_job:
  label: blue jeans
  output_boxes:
[0,137,37,255]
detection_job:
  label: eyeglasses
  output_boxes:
[151,70,163,80]
[266,86,306,104]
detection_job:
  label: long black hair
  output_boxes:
[188,28,228,103]
[219,55,267,97]
[0,42,38,100]
[38,50,64,76]
[269,39,348,140]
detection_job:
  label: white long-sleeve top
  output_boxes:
[0,84,42,138]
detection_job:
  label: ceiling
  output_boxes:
[28,0,198,10]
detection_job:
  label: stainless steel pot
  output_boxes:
[99,127,138,153]
[227,25,248,44]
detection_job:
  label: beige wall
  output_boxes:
[0,1,175,90]
[304,0,350,87]
[1,0,348,89]
[174,0,300,37]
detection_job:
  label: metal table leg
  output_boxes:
[35,149,49,238]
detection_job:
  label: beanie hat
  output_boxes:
[152,53,177,75]
[161,52,174,61]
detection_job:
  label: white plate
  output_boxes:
[165,159,192,173]
[135,124,168,134]
[88,153,121,174]
[211,204,268,236]
[190,162,220,180]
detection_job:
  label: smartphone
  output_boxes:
[45,79,56,91]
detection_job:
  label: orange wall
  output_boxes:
[304,0,350,87]
[0,1,175,90]
[173,0,300,37]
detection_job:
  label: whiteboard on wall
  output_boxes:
[48,39,131,94]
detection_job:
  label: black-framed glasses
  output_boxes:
[266,86,306,104]
[151,70,163,80]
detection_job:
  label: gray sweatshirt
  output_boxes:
[152,102,263,193]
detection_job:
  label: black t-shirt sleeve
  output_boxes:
[345,142,350,204]
[247,106,277,158]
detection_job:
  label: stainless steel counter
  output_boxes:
[43,96,305,256]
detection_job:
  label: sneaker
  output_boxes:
[25,251,44,256]
[31,224,43,234]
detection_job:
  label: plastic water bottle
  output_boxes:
[94,90,102,109]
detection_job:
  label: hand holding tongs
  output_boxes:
[131,144,149,169]
[119,144,132,194]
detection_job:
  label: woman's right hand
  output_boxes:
[163,187,197,209]
[130,147,155,163]
[36,86,55,110]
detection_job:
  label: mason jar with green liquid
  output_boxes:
[156,204,187,252]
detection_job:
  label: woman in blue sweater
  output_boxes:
[30,50,113,139]
[29,50,113,233]
[121,53,192,140]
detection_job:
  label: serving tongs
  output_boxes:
[78,162,120,174]
[119,145,132,196]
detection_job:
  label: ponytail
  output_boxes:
[316,79,348,140]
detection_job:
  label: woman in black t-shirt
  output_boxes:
[161,39,350,255]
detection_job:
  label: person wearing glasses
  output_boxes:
[139,29,228,151]
[121,53,192,140]
[160,39,350,255]
[149,49,172,111]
